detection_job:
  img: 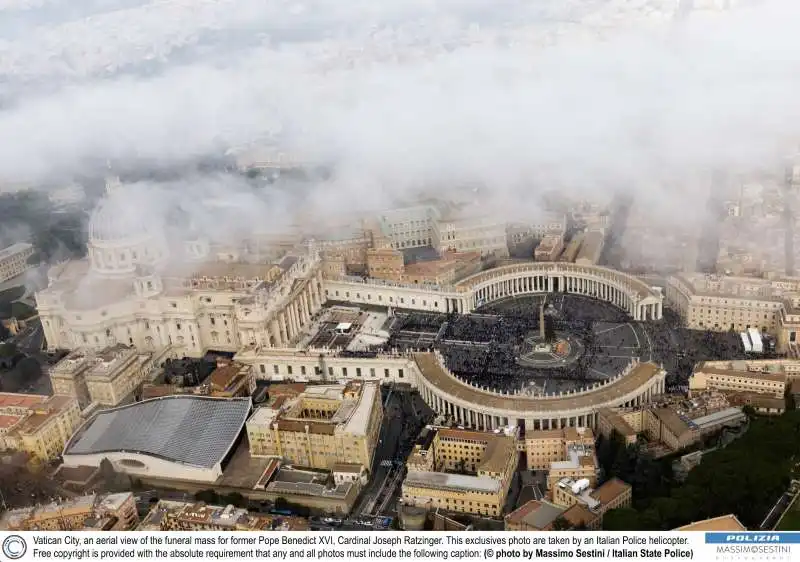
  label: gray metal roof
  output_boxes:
[64,396,251,469]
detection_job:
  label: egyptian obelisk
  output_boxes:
[539,301,546,339]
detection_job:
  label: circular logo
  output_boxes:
[2,535,27,560]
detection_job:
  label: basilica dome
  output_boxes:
[87,185,168,278]
[89,194,156,244]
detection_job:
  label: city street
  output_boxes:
[310,386,431,531]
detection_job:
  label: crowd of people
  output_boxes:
[374,295,757,394]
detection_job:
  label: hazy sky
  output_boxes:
[0,0,797,232]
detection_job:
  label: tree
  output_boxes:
[603,508,644,531]
[220,492,246,508]
[604,410,800,530]
[194,489,219,504]
[551,517,573,530]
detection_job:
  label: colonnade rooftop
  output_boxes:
[413,352,663,414]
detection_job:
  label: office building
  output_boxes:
[551,477,632,530]
[0,392,82,462]
[0,243,34,283]
[138,500,308,531]
[0,492,137,531]
[402,427,519,517]
[246,381,383,471]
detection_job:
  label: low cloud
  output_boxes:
[0,0,797,254]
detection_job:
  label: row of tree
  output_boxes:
[603,410,800,530]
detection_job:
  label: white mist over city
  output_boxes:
[0,0,799,225]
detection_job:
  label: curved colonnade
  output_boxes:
[412,351,666,431]
[450,262,664,320]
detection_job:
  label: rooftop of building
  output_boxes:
[728,391,787,410]
[332,462,364,473]
[414,353,663,414]
[669,272,795,301]
[0,392,48,410]
[675,514,746,531]
[527,427,595,442]
[0,492,133,530]
[249,381,378,438]
[597,408,638,438]
[208,362,251,392]
[247,405,280,427]
[691,407,746,430]
[557,477,631,514]
[403,471,502,494]
[505,500,564,530]
[265,468,354,499]
[455,261,656,299]
[701,358,800,374]
[590,477,631,505]
[561,503,597,527]
[50,349,92,375]
[0,242,33,260]
[0,414,22,429]
[535,234,563,251]
[0,394,76,436]
[84,345,139,380]
[694,364,787,383]
[64,395,252,469]
[550,443,597,471]
[575,230,605,261]
[652,407,692,438]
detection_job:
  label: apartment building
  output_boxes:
[665,273,787,335]
[596,408,644,446]
[596,397,747,455]
[524,427,595,470]
[48,349,93,408]
[401,427,519,517]
[50,344,164,412]
[547,448,599,491]
[378,206,439,250]
[0,243,34,283]
[366,248,481,286]
[507,215,567,251]
[0,392,81,462]
[551,477,632,530]
[432,206,508,258]
[138,500,308,531]
[534,235,565,262]
[141,360,255,400]
[246,381,383,470]
[575,229,606,266]
[504,477,632,531]
[690,362,788,399]
[559,233,584,263]
[504,500,568,531]
[0,492,137,531]
[207,361,256,398]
